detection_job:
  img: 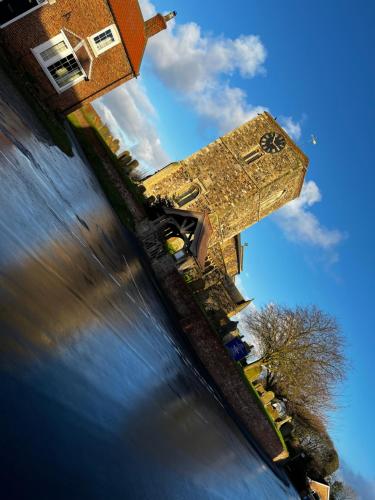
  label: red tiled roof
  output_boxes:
[107,0,147,75]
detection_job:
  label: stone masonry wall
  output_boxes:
[221,237,240,276]
[195,282,235,317]
[142,112,308,243]
[135,221,285,458]
[206,242,227,271]
[146,261,286,461]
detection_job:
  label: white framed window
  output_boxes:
[31,32,86,93]
[88,24,120,57]
[0,1,47,29]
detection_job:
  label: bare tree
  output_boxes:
[244,304,346,419]
[292,410,339,477]
[330,480,358,500]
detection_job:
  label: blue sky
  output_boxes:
[95,0,375,494]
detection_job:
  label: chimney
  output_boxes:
[145,11,176,39]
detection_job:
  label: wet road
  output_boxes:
[0,72,298,499]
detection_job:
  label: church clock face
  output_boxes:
[260,132,286,154]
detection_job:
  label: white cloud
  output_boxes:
[139,0,156,18]
[234,274,248,299]
[146,23,266,93]
[94,1,269,169]
[143,13,267,133]
[191,86,267,134]
[93,2,344,261]
[274,180,345,249]
[94,79,170,172]
[280,116,302,141]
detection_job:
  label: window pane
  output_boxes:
[47,54,82,88]
[93,29,115,51]
[175,185,200,207]
[40,40,68,61]
[0,1,39,25]
[243,150,262,164]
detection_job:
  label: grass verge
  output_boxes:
[183,291,289,457]
[237,364,289,453]
[67,113,135,230]
[79,106,146,206]
[0,45,73,156]
[190,294,287,447]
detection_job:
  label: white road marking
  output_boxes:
[91,254,104,267]
[125,292,136,304]
[108,273,121,287]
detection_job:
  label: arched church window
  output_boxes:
[261,188,288,212]
[175,184,200,207]
[242,149,263,164]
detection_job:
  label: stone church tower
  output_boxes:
[142,112,309,245]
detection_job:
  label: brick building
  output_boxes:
[142,112,309,319]
[0,1,175,113]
